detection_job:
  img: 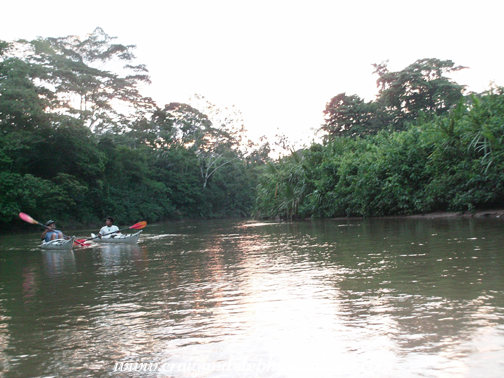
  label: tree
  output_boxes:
[322,93,386,138]
[320,58,467,139]
[1,30,267,228]
[16,27,155,133]
[153,102,212,147]
[189,95,251,188]
[373,58,466,129]
[0,55,54,132]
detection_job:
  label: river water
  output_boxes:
[1,218,504,377]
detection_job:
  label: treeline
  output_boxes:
[255,59,504,218]
[0,29,267,230]
[2,29,503,229]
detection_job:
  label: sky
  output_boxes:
[2,0,504,149]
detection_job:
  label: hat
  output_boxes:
[45,220,55,226]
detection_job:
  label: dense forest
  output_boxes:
[255,60,504,219]
[0,28,266,230]
[2,29,504,231]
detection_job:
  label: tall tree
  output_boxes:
[321,58,467,139]
[153,102,212,147]
[0,55,54,132]
[189,95,251,188]
[16,27,155,133]
[321,93,386,138]
[373,58,466,129]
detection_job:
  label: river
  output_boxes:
[1,218,503,377]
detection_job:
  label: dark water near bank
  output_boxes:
[1,218,504,377]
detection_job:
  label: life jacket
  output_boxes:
[44,230,61,242]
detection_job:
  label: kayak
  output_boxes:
[41,236,75,251]
[90,230,142,244]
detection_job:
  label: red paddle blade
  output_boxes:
[130,221,147,230]
[19,212,39,225]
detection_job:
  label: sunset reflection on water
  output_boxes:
[0,218,503,377]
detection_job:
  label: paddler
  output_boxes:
[40,220,64,241]
[98,216,121,238]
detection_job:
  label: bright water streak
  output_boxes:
[1,218,504,377]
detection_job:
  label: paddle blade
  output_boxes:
[130,221,147,230]
[19,212,38,225]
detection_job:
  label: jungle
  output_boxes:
[1,29,504,230]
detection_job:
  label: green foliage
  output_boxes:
[254,150,313,220]
[0,57,54,132]
[255,88,504,219]
[34,121,106,180]
[11,28,154,133]
[322,58,466,139]
[374,58,466,127]
[0,172,84,224]
[3,29,503,230]
[322,93,387,138]
[0,29,261,231]
[420,88,504,211]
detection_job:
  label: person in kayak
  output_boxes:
[98,217,121,238]
[41,220,64,242]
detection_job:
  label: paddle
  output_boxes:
[18,212,86,246]
[75,221,147,243]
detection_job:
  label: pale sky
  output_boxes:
[2,0,503,149]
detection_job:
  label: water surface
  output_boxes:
[1,218,504,377]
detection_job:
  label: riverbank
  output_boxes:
[404,209,504,219]
[329,209,504,221]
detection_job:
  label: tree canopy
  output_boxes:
[321,58,467,139]
[0,29,264,230]
[2,28,502,229]
[256,87,504,220]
